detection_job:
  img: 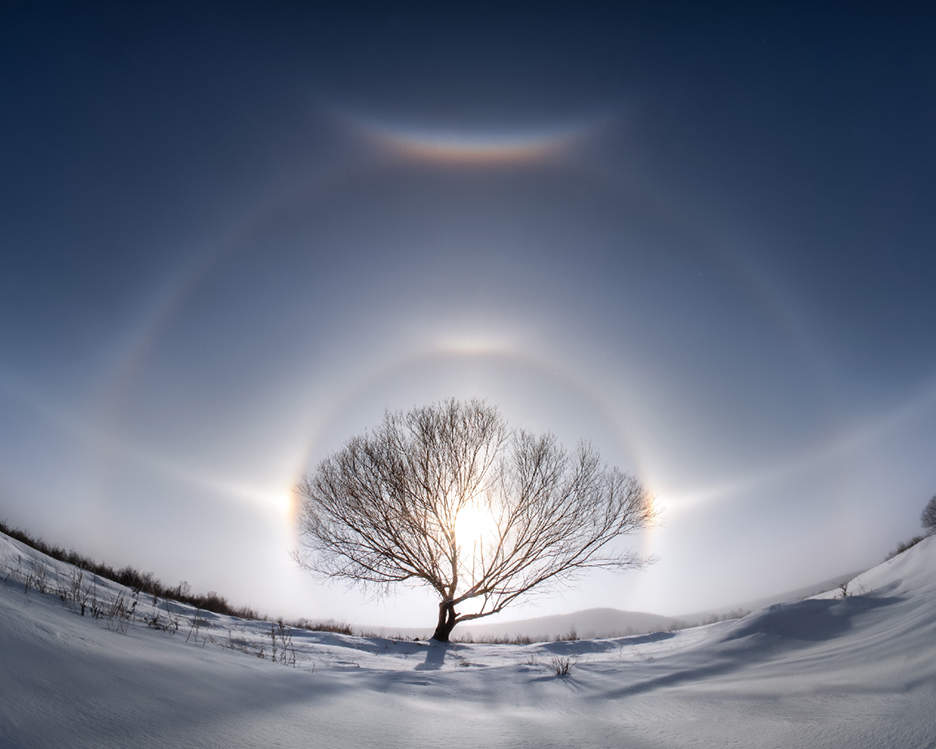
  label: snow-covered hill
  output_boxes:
[2,530,935,748]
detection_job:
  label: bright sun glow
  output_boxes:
[454,497,499,551]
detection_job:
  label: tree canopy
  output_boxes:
[295,399,655,641]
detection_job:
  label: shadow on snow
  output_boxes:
[600,594,902,700]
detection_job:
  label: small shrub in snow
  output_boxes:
[270,620,298,666]
[551,656,575,677]
[104,591,138,634]
[186,610,209,646]
[145,600,182,634]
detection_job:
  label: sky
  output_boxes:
[2,1,936,628]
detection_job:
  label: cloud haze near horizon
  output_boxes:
[2,2,935,626]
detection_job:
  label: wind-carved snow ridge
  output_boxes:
[2,530,935,748]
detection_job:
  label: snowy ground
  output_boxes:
[2,531,935,748]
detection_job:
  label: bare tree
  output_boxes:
[922,494,936,534]
[295,398,655,642]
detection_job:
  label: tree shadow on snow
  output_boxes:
[414,640,448,670]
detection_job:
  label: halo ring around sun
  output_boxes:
[86,121,905,540]
[281,342,661,559]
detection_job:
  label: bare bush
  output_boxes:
[296,399,655,641]
[551,655,575,676]
[270,620,298,666]
[104,591,138,634]
[186,609,212,646]
[145,600,182,634]
[23,561,50,595]
[56,567,96,616]
[922,495,936,534]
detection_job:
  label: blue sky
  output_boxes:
[2,1,936,626]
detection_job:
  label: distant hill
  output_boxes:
[365,608,678,641]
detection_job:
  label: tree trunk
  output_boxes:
[431,600,457,642]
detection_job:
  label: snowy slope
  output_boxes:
[2,530,935,749]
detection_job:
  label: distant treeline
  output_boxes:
[0,518,259,619]
[885,534,929,561]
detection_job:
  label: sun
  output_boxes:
[454,495,499,553]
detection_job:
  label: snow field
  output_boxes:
[2,531,935,748]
